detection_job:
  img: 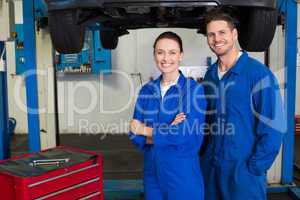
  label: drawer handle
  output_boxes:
[30,158,70,167]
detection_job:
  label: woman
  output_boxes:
[129,31,206,200]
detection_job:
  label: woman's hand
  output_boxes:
[171,112,186,125]
[130,119,153,137]
[130,119,144,134]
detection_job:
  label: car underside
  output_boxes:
[46,0,279,53]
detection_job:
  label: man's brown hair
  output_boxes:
[205,7,237,32]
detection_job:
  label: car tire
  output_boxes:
[238,8,277,52]
[48,10,85,54]
[100,30,119,49]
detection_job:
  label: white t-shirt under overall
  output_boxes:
[218,52,243,80]
[160,75,180,98]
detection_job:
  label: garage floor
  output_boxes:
[10,134,300,200]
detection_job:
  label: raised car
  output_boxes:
[46,0,278,53]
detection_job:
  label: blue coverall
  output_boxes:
[201,51,284,200]
[129,72,206,200]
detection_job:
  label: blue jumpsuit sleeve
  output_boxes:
[152,85,207,147]
[248,72,284,176]
[129,88,147,151]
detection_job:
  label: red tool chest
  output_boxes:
[0,146,104,200]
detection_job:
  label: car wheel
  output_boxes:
[100,30,119,49]
[238,8,277,52]
[48,10,85,54]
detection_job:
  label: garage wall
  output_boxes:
[6,0,28,134]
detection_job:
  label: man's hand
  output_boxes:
[171,112,186,125]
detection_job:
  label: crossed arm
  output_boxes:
[129,112,186,144]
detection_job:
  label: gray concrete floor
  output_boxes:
[9,134,300,199]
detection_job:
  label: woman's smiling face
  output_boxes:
[154,38,183,75]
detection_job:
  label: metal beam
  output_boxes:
[278,0,298,184]
[23,0,41,152]
[0,41,9,159]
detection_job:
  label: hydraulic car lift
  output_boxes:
[0,0,299,199]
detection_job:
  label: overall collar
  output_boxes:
[207,50,248,81]
[149,70,186,96]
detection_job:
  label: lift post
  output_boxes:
[279,0,297,186]
[0,42,9,159]
[22,0,41,152]
[0,0,14,159]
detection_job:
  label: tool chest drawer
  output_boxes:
[0,146,103,200]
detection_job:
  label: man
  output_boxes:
[201,8,284,200]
